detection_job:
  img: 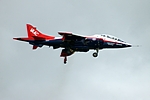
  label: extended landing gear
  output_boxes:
[64,56,67,64]
[93,49,99,57]
[93,52,98,57]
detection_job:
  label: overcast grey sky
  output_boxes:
[0,0,150,100]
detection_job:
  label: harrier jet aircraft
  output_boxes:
[13,24,132,64]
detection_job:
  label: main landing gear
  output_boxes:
[64,56,67,64]
[93,49,99,57]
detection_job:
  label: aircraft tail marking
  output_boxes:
[26,24,55,40]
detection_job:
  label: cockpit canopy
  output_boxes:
[100,34,125,43]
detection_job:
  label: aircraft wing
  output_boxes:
[58,32,85,41]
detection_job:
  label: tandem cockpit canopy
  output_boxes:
[100,34,126,43]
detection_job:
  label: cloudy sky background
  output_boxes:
[0,0,150,100]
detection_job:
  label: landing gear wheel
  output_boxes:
[93,52,98,57]
[64,61,67,64]
[64,57,67,64]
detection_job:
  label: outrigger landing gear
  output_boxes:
[93,48,99,57]
[64,56,67,64]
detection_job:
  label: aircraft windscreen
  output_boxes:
[101,34,125,42]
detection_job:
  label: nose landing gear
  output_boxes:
[93,52,98,57]
[93,49,99,57]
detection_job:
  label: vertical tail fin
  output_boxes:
[26,24,55,40]
[26,24,55,50]
[27,24,40,38]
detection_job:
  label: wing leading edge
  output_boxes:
[58,32,86,41]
